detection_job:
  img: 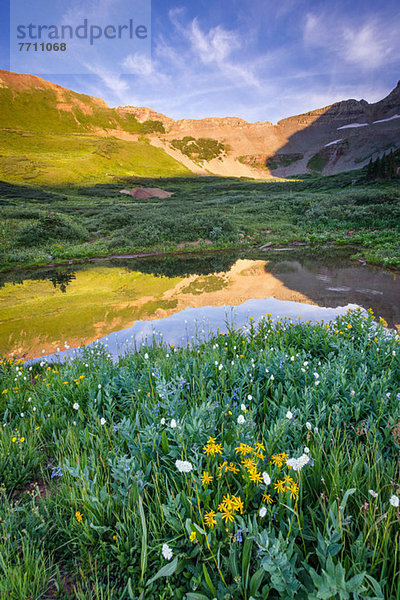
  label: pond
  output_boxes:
[0,248,399,362]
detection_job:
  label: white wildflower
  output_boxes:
[175,460,193,473]
[286,411,293,420]
[73,403,79,410]
[170,419,177,428]
[237,414,245,425]
[144,353,149,359]
[100,418,106,426]
[304,447,310,454]
[389,495,399,508]
[162,543,173,560]
[368,490,378,498]
[306,422,312,430]
[247,394,252,400]
[160,418,166,425]
[262,472,271,486]
[259,506,267,518]
[286,454,310,472]
[241,404,247,412]
[350,390,355,396]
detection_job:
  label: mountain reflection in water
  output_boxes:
[0,250,398,361]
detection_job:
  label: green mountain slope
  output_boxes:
[0,70,189,183]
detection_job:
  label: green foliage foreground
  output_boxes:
[0,309,399,599]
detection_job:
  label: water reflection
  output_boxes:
[0,249,399,361]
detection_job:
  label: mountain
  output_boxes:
[1,69,399,182]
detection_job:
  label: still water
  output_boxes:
[0,248,399,361]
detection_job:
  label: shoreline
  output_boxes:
[2,241,398,275]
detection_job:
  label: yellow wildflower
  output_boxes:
[12,437,17,443]
[189,531,197,542]
[204,510,217,528]
[248,470,263,486]
[270,454,284,467]
[235,443,254,456]
[201,471,213,485]
[203,437,223,456]
[274,479,286,494]
[220,508,235,523]
[75,511,83,522]
[20,437,25,442]
[262,493,273,504]
[289,483,299,499]
[226,462,239,473]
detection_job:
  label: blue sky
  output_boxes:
[1,0,399,122]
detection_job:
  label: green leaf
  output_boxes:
[242,537,252,594]
[161,429,169,453]
[138,495,148,585]
[249,567,265,596]
[146,557,178,587]
[203,563,217,597]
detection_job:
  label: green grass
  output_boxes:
[0,309,399,598]
[0,173,399,272]
[0,85,164,135]
[0,131,189,184]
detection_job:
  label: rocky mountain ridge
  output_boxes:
[1,69,399,177]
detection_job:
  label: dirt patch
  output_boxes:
[120,187,173,199]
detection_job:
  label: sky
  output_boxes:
[1,0,400,123]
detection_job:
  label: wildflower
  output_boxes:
[237,414,245,425]
[271,454,285,467]
[144,353,149,359]
[262,472,271,486]
[304,447,310,454]
[286,454,310,472]
[306,422,312,430]
[235,443,254,456]
[20,413,24,417]
[170,419,177,428]
[203,437,223,456]
[259,506,267,518]
[247,394,252,401]
[100,418,106,426]
[12,437,17,443]
[248,469,263,485]
[75,511,83,522]
[263,493,273,504]
[201,471,213,485]
[162,543,173,560]
[286,411,293,420]
[189,531,197,542]
[233,529,243,542]
[204,510,217,527]
[289,483,299,499]
[1,389,7,394]
[220,508,235,522]
[227,462,239,473]
[175,460,193,473]
[20,437,25,442]
[73,403,79,410]
[241,404,247,412]
[368,490,378,498]
[274,479,286,493]
[160,418,166,425]
[389,495,399,508]
[233,496,244,514]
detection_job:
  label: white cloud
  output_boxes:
[122,53,152,76]
[189,18,240,64]
[304,12,400,70]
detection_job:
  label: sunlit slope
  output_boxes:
[0,131,189,184]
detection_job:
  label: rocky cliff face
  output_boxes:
[1,69,399,177]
